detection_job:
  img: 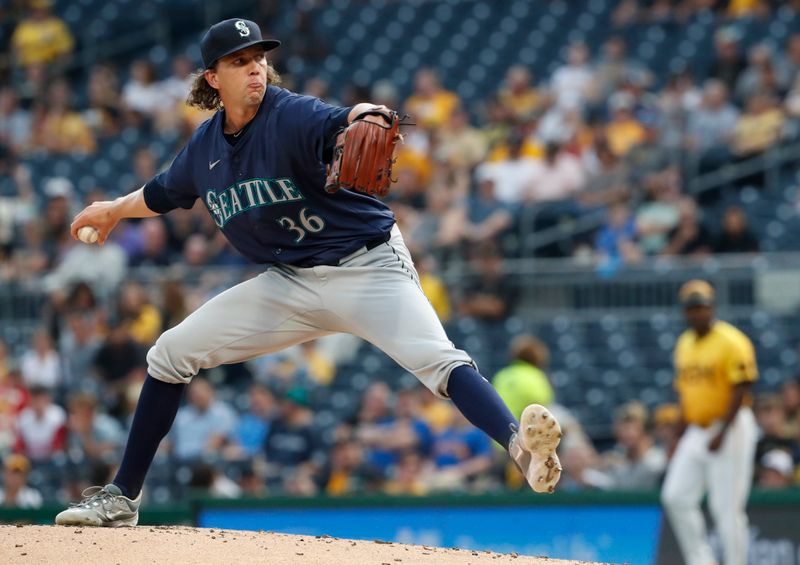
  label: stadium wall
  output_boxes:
[2,491,799,564]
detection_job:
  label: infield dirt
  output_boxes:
[0,525,613,564]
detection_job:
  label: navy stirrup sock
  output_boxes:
[113,374,185,498]
[446,365,517,449]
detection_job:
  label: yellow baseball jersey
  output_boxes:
[673,320,758,427]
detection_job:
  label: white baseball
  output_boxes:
[77,226,99,244]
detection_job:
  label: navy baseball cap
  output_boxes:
[200,18,280,69]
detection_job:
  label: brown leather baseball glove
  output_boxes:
[324,108,403,198]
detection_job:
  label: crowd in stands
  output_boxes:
[2,0,800,507]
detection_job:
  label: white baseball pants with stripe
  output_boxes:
[661,407,757,565]
[146,224,472,397]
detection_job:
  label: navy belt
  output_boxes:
[336,231,392,265]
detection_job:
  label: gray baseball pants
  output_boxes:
[146,225,472,397]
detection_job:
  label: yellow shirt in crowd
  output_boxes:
[673,320,758,427]
[12,16,74,67]
[605,118,646,157]
[420,272,451,323]
[405,90,460,129]
[733,109,785,156]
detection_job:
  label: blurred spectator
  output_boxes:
[756,449,797,489]
[30,80,96,154]
[133,147,159,187]
[92,318,146,415]
[595,202,642,266]
[550,42,595,109]
[458,243,517,321]
[160,278,190,332]
[474,133,541,205]
[237,461,267,497]
[652,403,681,450]
[0,338,11,383]
[183,233,210,266]
[779,34,800,85]
[428,409,492,492]
[323,435,382,495]
[709,28,747,93]
[188,462,242,498]
[404,68,460,130]
[625,117,671,185]
[0,367,28,457]
[383,451,429,496]
[0,454,42,508]
[605,92,646,157]
[122,60,168,123]
[414,254,451,323]
[15,385,65,461]
[598,402,666,490]
[754,394,798,462]
[10,0,73,69]
[713,205,760,254]
[492,335,555,420]
[730,92,785,158]
[661,198,713,257]
[497,65,543,122]
[371,79,399,110]
[118,281,162,347]
[60,308,103,392]
[65,392,125,463]
[558,442,604,491]
[439,175,511,249]
[735,43,788,105]
[20,328,61,390]
[228,384,276,459]
[783,377,800,439]
[433,108,488,169]
[580,137,630,208]
[160,55,195,109]
[0,158,36,260]
[658,70,702,151]
[594,36,650,100]
[263,387,321,491]
[43,228,127,296]
[130,217,172,267]
[83,63,123,139]
[526,142,586,203]
[635,167,682,255]
[355,384,432,475]
[40,177,73,261]
[0,88,31,153]
[686,80,740,166]
[171,378,238,461]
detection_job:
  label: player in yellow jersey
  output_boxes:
[661,280,758,565]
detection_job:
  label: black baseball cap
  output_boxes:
[200,18,280,69]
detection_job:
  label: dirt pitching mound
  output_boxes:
[0,525,610,564]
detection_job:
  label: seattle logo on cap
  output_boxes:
[235,20,250,37]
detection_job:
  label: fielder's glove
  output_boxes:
[324,108,406,198]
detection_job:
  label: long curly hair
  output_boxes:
[186,62,282,111]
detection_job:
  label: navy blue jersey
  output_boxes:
[144,86,395,266]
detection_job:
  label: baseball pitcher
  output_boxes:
[54,18,562,527]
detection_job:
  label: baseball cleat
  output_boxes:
[509,404,562,493]
[55,484,140,527]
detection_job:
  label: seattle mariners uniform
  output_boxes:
[55,18,562,527]
[661,280,758,565]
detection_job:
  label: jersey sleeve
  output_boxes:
[283,94,351,165]
[149,145,198,211]
[726,334,758,384]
